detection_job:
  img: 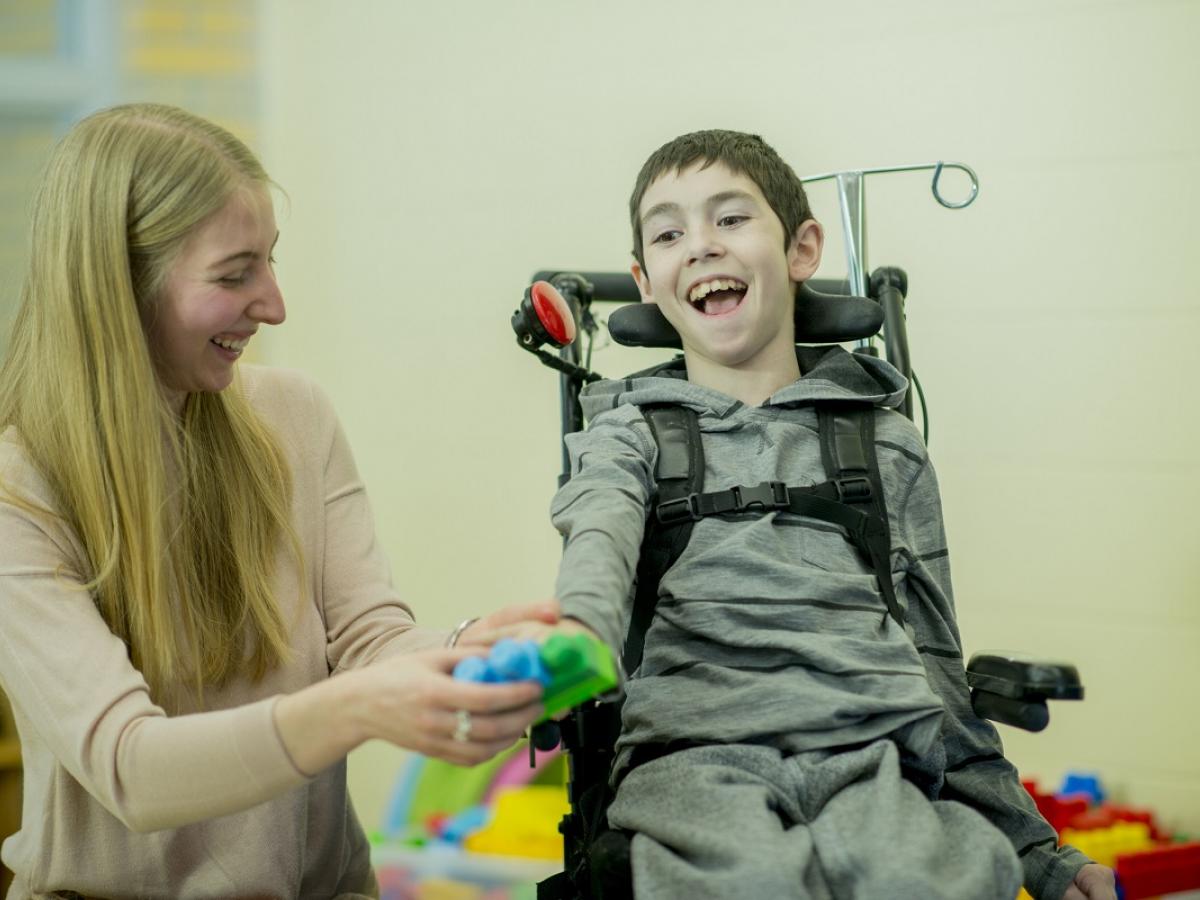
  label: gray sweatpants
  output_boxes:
[605,740,1022,900]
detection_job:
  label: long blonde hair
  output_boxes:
[0,104,301,701]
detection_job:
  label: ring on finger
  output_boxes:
[453,709,472,743]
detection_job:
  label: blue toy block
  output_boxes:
[452,635,618,722]
[1059,771,1106,806]
[490,638,552,686]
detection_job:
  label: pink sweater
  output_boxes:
[0,366,444,898]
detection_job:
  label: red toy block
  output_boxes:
[1022,779,1090,834]
[1066,806,1118,831]
[1063,803,1170,841]
[1114,840,1200,900]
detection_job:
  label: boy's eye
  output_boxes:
[651,229,682,245]
[718,214,748,227]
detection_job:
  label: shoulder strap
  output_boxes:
[623,404,702,674]
[816,404,905,629]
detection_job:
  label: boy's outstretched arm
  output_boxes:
[548,406,656,658]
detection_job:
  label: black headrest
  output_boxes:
[607,281,883,349]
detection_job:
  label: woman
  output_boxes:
[0,103,554,898]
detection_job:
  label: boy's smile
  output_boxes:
[631,162,823,404]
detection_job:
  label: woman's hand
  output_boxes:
[352,646,545,766]
[274,646,544,773]
[1062,863,1117,900]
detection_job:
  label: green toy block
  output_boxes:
[536,633,618,721]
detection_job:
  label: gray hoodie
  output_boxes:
[551,344,1088,900]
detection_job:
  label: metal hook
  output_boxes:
[802,161,979,209]
[931,161,979,209]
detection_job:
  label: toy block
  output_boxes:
[1022,778,1089,834]
[452,636,617,722]
[538,633,618,721]
[1107,805,1168,842]
[1114,840,1200,900]
[1060,822,1152,869]
[1066,806,1118,832]
[1059,771,1106,805]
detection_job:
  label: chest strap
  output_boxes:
[653,474,904,630]
[623,402,905,676]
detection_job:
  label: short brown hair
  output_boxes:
[629,129,813,269]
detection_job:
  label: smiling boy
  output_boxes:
[547,130,1113,900]
[630,158,820,406]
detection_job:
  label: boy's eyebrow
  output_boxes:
[640,190,759,226]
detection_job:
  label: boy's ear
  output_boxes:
[787,219,824,283]
[631,261,655,303]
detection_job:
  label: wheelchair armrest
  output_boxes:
[966,653,1084,733]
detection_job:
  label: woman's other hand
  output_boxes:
[275,646,543,772]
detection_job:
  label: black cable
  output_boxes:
[912,369,929,445]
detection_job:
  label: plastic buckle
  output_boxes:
[733,481,788,512]
[656,493,700,524]
[834,476,873,503]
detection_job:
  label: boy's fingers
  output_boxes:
[480,600,560,629]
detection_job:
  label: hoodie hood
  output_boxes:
[579,344,909,420]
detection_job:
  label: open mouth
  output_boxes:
[210,336,249,355]
[688,277,748,316]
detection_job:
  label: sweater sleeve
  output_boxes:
[0,469,307,834]
[550,409,656,656]
[896,453,1091,900]
[304,378,446,670]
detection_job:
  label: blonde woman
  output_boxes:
[0,103,555,898]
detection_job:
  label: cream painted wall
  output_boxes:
[258,0,1199,835]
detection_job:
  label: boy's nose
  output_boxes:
[686,226,724,265]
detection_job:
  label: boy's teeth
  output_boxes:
[689,278,746,303]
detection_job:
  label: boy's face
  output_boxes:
[632,162,821,376]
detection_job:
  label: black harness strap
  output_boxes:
[622,405,704,674]
[817,404,905,629]
[624,402,906,676]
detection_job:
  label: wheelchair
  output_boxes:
[509,163,1084,899]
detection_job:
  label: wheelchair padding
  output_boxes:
[608,282,884,349]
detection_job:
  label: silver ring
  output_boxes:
[453,709,472,743]
[445,617,481,648]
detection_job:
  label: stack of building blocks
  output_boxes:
[1020,774,1200,899]
[1059,822,1153,869]
[453,635,618,722]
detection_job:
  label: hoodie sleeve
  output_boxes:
[550,408,656,656]
[896,452,1091,900]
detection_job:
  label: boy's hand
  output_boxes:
[1062,863,1116,900]
[454,599,561,647]
[484,612,598,646]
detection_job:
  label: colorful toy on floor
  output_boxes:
[1058,771,1106,806]
[1059,822,1153,869]
[453,635,618,722]
[463,785,572,860]
[1021,774,1200,899]
[1115,840,1200,900]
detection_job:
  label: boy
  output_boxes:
[546,130,1114,900]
